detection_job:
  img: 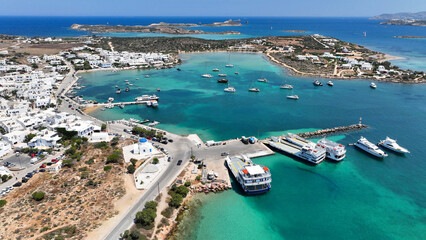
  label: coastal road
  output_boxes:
[103,135,196,240]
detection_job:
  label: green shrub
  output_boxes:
[135,208,156,227]
[175,185,189,197]
[144,201,157,210]
[127,164,135,174]
[0,199,6,208]
[94,141,108,149]
[106,153,120,164]
[104,166,112,172]
[184,181,191,187]
[161,207,174,218]
[168,193,183,208]
[85,158,95,165]
[32,191,45,201]
[152,158,159,164]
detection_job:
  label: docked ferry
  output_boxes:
[317,138,346,161]
[225,155,271,195]
[354,136,388,158]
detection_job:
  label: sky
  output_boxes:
[0,0,425,17]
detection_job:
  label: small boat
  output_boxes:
[235,72,239,75]
[128,83,133,86]
[327,81,334,86]
[313,80,323,86]
[224,86,236,93]
[370,82,377,89]
[225,64,234,68]
[115,85,118,88]
[124,79,129,82]
[136,78,139,80]
[157,88,161,92]
[287,95,299,100]
[125,87,130,92]
[177,68,181,71]
[202,74,213,78]
[116,89,121,94]
[108,97,114,102]
[119,104,125,109]
[217,78,228,83]
[151,100,159,107]
[257,78,268,83]
[378,137,410,154]
[248,88,260,92]
[145,75,150,78]
[146,101,152,107]
[280,84,293,89]
[212,68,219,72]
[218,73,227,77]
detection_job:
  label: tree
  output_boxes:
[168,193,183,208]
[152,158,159,164]
[144,201,157,210]
[175,185,189,197]
[32,191,45,201]
[135,208,156,226]
[0,200,6,208]
[106,153,120,164]
[24,133,36,143]
[127,164,135,174]
[101,123,107,131]
[184,181,191,187]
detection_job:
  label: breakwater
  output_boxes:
[297,123,368,139]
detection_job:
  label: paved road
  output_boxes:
[104,135,195,240]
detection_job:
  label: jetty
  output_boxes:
[297,123,368,139]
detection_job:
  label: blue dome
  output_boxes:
[139,138,147,143]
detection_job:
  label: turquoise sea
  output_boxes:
[77,52,426,240]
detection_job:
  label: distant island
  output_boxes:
[370,11,426,20]
[379,19,426,26]
[71,19,242,35]
[283,30,307,33]
[394,35,426,39]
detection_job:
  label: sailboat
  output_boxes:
[224,78,236,92]
[226,54,234,68]
[257,72,268,83]
[280,79,293,89]
[202,63,213,78]
[248,80,260,92]
[287,89,299,100]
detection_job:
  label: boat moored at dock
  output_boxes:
[354,136,387,158]
[378,137,410,154]
[317,138,346,161]
[225,155,271,195]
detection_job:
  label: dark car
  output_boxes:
[39,169,46,172]
[25,173,33,178]
[168,157,171,162]
[168,139,173,143]
[161,140,168,144]
[22,177,28,183]
[177,160,183,166]
[13,182,22,187]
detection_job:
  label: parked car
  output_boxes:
[51,159,59,163]
[177,160,183,166]
[221,152,230,156]
[39,164,47,168]
[13,182,22,187]
[22,177,28,183]
[168,157,171,162]
[168,139,173,143]
[39,169,46,172]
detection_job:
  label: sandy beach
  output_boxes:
[83,105,103,114]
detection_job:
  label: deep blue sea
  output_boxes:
[0,16,425,70]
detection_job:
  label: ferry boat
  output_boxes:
[212,68,220,72]
[225,155,271,195]
[354,136,388,158]
[280,84,293,89]
[116,89,121,94]
[257,78,268,83]
[217,78,228,83]
[370,82,377,89]
[313,80,323,86]
[218,73,227,77]
[317,138,346,161]
[287,95,299,100]
[327,81,334,86]
[378,137,410,154]
[135,94,159,102]
[248,88,260,92]
[202,74,213,78]
[264,137,326,164]
[224,86,236,93]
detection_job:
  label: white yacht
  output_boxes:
[257,78,268,83]
[327,81,334,86]
[212,68,219,72]
[218,73,227,77]
[287,95,299,100]
[248,88,260,92]
[202,74,213,78]
[370,82,377,89]
[317,138,346,161]
[225,64,234,68]
[116,89,121,94]
[226,155,271,194]
[224,86,236,93]
[354,136,388,158]
[280,84,293,89]
[378,137,410,154]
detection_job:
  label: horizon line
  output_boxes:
[0,15,374,18]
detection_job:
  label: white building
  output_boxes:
[47,160,62,173]
[133,138,154,157]
[0,140,12,157]
[28,130,61,149]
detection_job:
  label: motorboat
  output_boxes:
[257,78,268,83]
[151,100,159,107]
[287,95,299,100]
[218,73,227,77]
[235,72,239,75]
[370,82,377,89]
[145,75,150,78]
[225,64,234,68]
[327,81,334,86]
[217,78,228,83]
[146,101,152,107]
[125,87,130,92]
[378,137,410,154]
[354,136,388,158]
[202,74,213,78]
[157,88,161,92]
[280,84,293,89]
[212,68,220,72]
[177,68,181,71]
[115,85,118,88]
[248,88,260,92]
[224,86,236,93]
[116,89,121,94]
[313,80,323,86]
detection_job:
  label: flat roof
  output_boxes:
[245,165,264,175]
